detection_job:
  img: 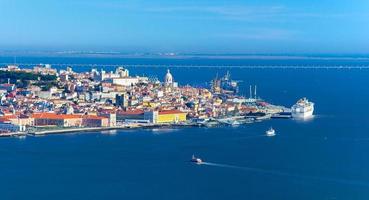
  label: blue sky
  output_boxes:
[1,0,369,54]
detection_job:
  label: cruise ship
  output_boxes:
[291,98,314,118]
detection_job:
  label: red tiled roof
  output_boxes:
[32,113,82,119]
[1,114,17,119]
[98,108,117,114]
[0,118,11,123]
[159,110,186,115]
[0,113,19,122]
[82,115,107,120]
[117,109,144,115]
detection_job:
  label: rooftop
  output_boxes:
[159,110,186,115]
[32,113,82,119]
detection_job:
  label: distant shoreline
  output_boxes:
[1,52,369,60]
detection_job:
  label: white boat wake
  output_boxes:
[200,162,369,187]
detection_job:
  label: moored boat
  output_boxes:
[291,98,314,119]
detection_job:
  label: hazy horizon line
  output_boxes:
[1,51,369,61]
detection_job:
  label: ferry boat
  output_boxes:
[291,98,314,119]
[190,155,203,164]
[266,127,276,136]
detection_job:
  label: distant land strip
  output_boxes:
[1,63,369,69]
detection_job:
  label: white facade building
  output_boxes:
[96,67,129,81]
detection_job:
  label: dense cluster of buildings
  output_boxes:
[0,64,285,135]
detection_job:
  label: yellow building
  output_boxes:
[144,110,187,124]
[143,101,160,108]
[158,110,187,123]
[213,98,223,106]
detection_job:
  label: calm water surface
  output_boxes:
[1,57,369,199]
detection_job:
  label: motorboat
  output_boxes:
[190,155,203,164]
[266,127,276,136]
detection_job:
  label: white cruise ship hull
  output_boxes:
[292,109,314,119]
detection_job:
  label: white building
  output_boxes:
[110,77,140,86]
[109,76,148,86]
[96,67,129,81]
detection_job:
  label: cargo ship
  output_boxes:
[211,71,240,94]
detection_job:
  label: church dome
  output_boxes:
[165,69,173,85]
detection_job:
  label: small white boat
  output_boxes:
[190,155,203,164]
[266,127,276,136]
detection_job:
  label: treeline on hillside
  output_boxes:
[0,70,56,82]
[0,70,58,90]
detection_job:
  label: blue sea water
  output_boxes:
[1,56,369,199]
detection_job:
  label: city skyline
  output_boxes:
[1,0,369,54]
